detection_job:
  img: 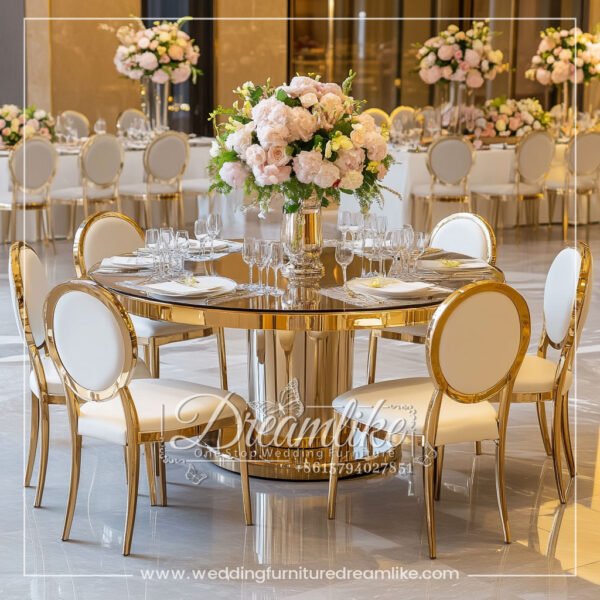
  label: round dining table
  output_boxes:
[90,245,504,480]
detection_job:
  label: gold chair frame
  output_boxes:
[116,108,148,135]
[412,135,475,231]
[10,242,65,507]
[2,135,57,244]
[511,241,592,503]
[44,280,252,555]
[328,280,531,559]
[363,107,390,128]
[119,131,189,229]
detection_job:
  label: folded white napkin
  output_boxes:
[351,278,434,298]
[101,255,153,269]
[419,258,488,270]
[189,239,229,250]
[143,276,233,297]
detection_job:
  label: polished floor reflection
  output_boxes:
[1,223,599,599]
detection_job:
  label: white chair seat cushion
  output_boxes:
[512,354,572,395]
[332,377,499,446]
[119,182,178,196]
[471,182,541,197]
[412,183,467,197]
[130,315,209,340]
[381,325,427,340]
[0,191,45,205]
[78,379,246,445]
[51,186,116,202]
[182,178,211,194]
[545,176,596,192]
[30,354,151,398]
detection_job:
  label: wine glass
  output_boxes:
[194,219,208,257]
[145,228,159,275]
[347,212,364,242]
[206,214,223,260]
[335,240,354,285]
[337,210,351,240]
[94,117,107,135]
[269,241,284,296]
[175,230,190,256]
[255,240,271,296]
[375,216,387,275]
[385,229,403,276]
[242,238,257,290]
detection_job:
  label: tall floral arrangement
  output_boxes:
[416,21,506,88]
[208,72,394,214]
[525,27,600,85]
[0,105,55,147]
[476,97,552,138]
[110,17,201,85]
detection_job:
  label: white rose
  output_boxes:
[209,140,220,157]
[33,109,46,120]
[533,120,542,130]
[558,49,572,61]
[547,55,555,64]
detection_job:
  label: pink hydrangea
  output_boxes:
[245,144,266,169]
[253,164,292,186]
[219,161,249,188]
[339,170,364,190]
[464,48,481,67]
[288,106,317,142]
[419,66,442,84]
[335,147,365,175]
[313,161,340,188]
[256,123,289,149]
[151,69,170,84]
[317,82,344,98]
[364,131,387,162]
[536,68,552,85]
[225,121,255,156]
[138,51,159,71]
[466,70,484,88]
[437,44,455,61]
[317,93,344,130]
[171,64,191,84]
[266,145,291,167]
[281,76,319,98]
[292,150,323,184]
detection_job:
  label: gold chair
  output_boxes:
[116,108,149,135]
[57,110,90,138]
[510,242,592,503]
[328,280,530,558]
[44,280,252,555]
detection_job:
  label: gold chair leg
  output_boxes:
[434,445,444,501]
[178,194,185,229]
[34,401,50,508]
[561,394,575,479]
[25,393,40,487]
[147,339,160,379]
[562,193,568,242]
[156,441,167,507]
[551,394,567,504]
[237,424,253,525]
[8,209,16,243]
[44,206,56,247]
[536,401,552,457]
[547,191,555,231]
[67,205,76,241]
[123,443,140,556]
[216,328,228,390]
[327,413,342,520]
[143,199,152,230]
[423,453,437,558]
[144,443,157,506]
[495,437,511,543]
[62,434,82,541]
[475,441,482,455]
[367,331,378,385]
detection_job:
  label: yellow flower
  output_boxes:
[324,141,332,159]
[366,161,380,174]
[243,100,252,118]
[379,122,390,141]
[158,32,170,42]
[330,131,353,152]
[157,45,166,56]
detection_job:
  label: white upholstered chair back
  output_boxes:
[59,110,90,138]
[9,136,57,194]
[45,281,136,400]
[516,131,555,183]
[144,132,188,182]
[543,245,592,347]
[427,281,530,401]
[116,108,149,134]
[390,106,416,130]
[427,136,474,186]
[74,212,144,277]
[430,213,496,265]
[9,243,50,349]
[565,132,600,176]
[363,108,390,128]
[81,134,124,186]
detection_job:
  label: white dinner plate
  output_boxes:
[349,277,435,298]
[143,276,237,299]
[419,258,489,271]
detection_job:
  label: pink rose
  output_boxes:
[318,93,344,130]
[536,68,552,85]
[437,44,455,61]
[138,51,158,71]
[168,45,184,61]
[252,164,292,186]
[334,147,365,174]
[2,127,10,136]
[245,144,266,169]
[171,63,191,84]
[151,69,169,84]
[292,150,323,184]
[466,70,484,88]
[313,161,340,189]
[551,61,570,84]
[299,93,318,108]
[441,65,453,80]
[419,66,442,84]
[219,161,249,188]
[138,37,150,49]
[266,145,291,167]
[288,106,317,142]
[539,37,556,53]
[364,131,388,162]
[464,48,481,67]
[159,54,170,64]
[508,116,522,131]
[454,50,463,60]
[459,61,470,71]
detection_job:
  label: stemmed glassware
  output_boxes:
[194,219,207,257]
[337,210,351,240]
[269,241,284,296]
[242,238,257,290]
[335,240,354,285]
[347,212,363,242]
[385,229,403,276]
[93,117,107,135]
[374,215,388,275]
[255,240,271,296]
[206,214,222,260]
[175,230,190,258]
[145,228,159,275]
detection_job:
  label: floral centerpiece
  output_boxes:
[208,72,393,215]
[0,105,55,147]
[111,17,201,85]
[476,97,552,139]
[416,21,507,88]
[525,27,600,85]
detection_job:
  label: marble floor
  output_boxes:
[1,223,599,600]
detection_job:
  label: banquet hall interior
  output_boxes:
[1,0,600,598]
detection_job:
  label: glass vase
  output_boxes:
[440,80,467,134]
[143,78,170,132]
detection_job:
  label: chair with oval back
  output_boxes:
[328,280,530,558]
[44,279,252,555]
[51,133,124,239]
[411,136,475,231]
[119,131,189,228]
[116,108,149,135]
[0,136,58,244]
[58,110,90,138]
[545,132,600,240]
[471,130,555,232]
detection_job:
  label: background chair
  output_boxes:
[411,136,474,231]
[545,132,600,240]
[363,108,390,129]
[328,280,530,559]
[471,131,555,231]
[58,110,90,138]
[51,133,124,239]
[119,131,189,228]
[116,108,149,135]
[510,242,592,503]
[0,136,57,244]
[44,280,252,555]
